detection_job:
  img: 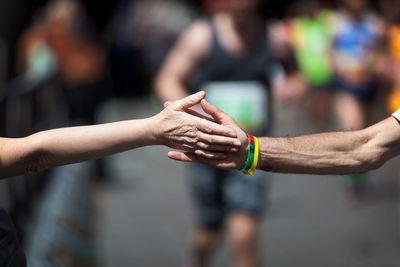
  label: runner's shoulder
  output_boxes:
[179,19,212,55]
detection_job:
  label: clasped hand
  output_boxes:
[154,91,249,170]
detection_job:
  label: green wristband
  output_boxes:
[240,137,255,173]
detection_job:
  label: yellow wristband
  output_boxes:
[245,136,259,175]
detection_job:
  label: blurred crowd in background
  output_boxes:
[2,0,400,266]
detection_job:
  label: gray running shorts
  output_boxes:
[188,163,270,229]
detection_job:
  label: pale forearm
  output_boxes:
[1,118,158,178]
[257,129,384,175]
[1,91,241,178]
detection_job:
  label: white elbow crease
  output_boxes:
[352,129,387,172]
[357,147,387,172]
[25,151,51,174]
[23,135,52,174]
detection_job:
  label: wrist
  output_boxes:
[239,134,259,175]
[145,115,163,146]
[238,136,249,170]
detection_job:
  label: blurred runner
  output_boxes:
[288,0,335,125]
[331,0,384,201]
[155,0,304,266]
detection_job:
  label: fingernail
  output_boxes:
[234,141,241,146]
[230,147,238,152]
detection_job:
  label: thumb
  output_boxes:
[172,91,205,110]
[200,99,230,123]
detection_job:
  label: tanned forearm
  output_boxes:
[256,125,389,175]
[166,102,400,174]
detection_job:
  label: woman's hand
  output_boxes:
[166,98,249,169]
[153,91,242,159]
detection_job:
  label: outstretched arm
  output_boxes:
[256,117,400,174]
[168,100,400,175]
[0,92,240,179]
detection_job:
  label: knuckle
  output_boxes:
[210,136,218,144]
[204,126,213,133]
[191,134,200,144]
[187,130,197,139]
[182,144,194,150]
[186,138,196,146]
[195,150,204,156]
[187,136,199,146]
[197,142,207,149]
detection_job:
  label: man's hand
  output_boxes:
[153,91,242,159]
[167,98,249,169]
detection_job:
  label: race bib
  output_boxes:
[203,81,269,133]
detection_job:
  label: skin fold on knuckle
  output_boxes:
[173,125,196,141]
[195,150,211,158]
[181,143,195,151]
[207,135,217,145]
[200,124,214,134]
[187,133,200,146]
[196,142,209,150]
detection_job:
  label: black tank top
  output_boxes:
[190,19,272,92]
[190,19,272,134]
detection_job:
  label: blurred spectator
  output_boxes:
[155,0,304,266]
[17,0,112,125]
[110,0,195,96]
[330,0,384,200]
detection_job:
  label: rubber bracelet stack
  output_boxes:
[247,136,259,175]
[240,134,259,175]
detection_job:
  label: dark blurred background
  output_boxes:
[1,0,400,266]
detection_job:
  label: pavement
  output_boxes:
[96,97,400,267]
